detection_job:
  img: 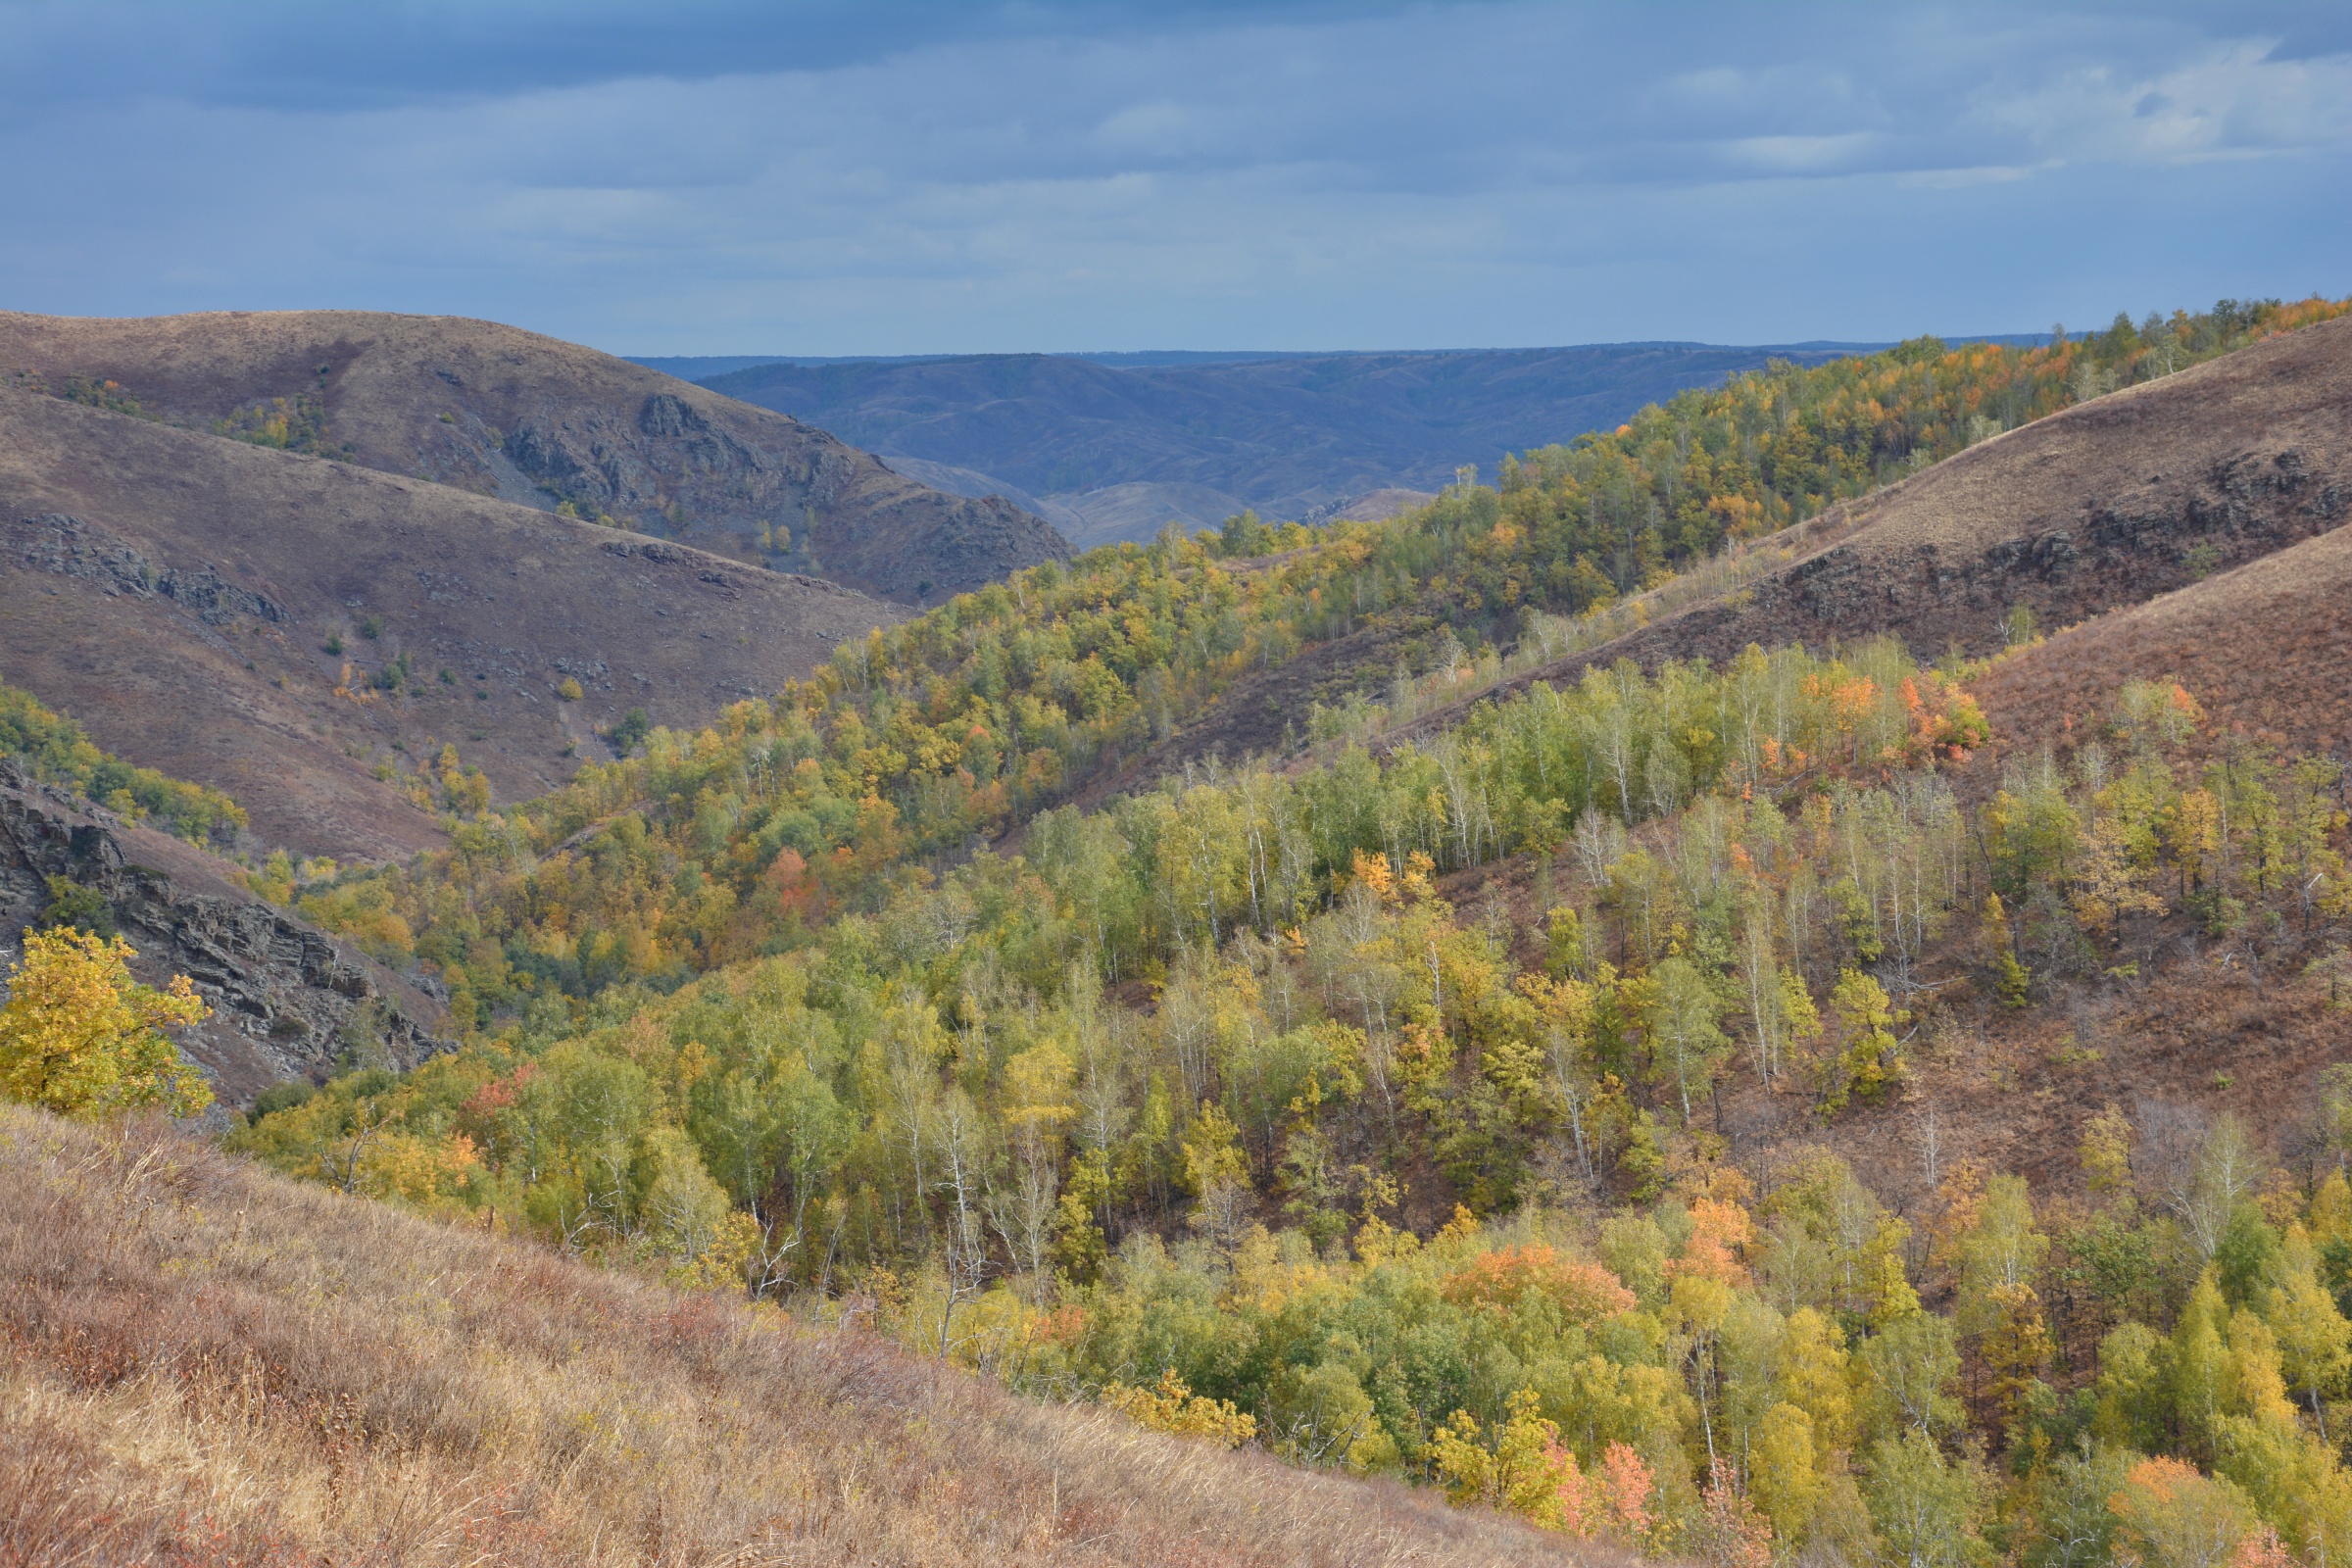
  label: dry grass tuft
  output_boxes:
[0,1105,1612,1567]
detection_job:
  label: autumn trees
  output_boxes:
[0,926,210,1118]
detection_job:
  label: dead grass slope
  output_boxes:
[0,1106,1606,1568]
[1968,518,2352,769]
[0,309,1070,604]
[1,387,907,858]
[1384,316,2352,751]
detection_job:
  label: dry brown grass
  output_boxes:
[0,308,1067,607]
[1969,517,2352,767]
[0,387,906,858]
[0,1105,1613,1568]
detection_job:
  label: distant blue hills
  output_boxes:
[625,337,2040,547]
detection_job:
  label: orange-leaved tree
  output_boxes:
[0,927,211,1118]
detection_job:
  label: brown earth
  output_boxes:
[0,309,1070,604]
[1,386,910,858]
[0,1107,1610,1568]
[1379,315,2352,751]
[1968,517,2352,769]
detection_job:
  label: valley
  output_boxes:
[695,340,1881,546]
[6,294,2352,1567]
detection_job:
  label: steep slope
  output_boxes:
[1379,314,2352,751]
[1969,516,2352,764]
[704,342,1871,542]
[0,761,446,1106]
[0,309,1070,604]
[0,1107,1597,1568]
[0,386,908,858]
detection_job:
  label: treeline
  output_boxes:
[287,636,1984,1021]
[1491,296,2352,607]
[0,679,247,847]
[213,389,352,459]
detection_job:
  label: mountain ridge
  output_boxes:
[0,384,910,857]
[0,308,1071,605]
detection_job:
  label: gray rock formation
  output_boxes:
[0,761,449,1112]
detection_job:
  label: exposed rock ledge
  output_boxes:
[0,760,450,1114]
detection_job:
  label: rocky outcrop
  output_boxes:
[14,512,287,625]
[0,761,449,1111]
[493,392,1067,604]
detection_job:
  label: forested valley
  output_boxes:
[11,296,2352,1566]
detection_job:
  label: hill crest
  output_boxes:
[0,308,1071,605]
[0,385,911,858]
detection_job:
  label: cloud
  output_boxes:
[0,2,2343,351]
[1974,37,2352,164]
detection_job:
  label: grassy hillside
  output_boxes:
[253,299,2352,990]
[1969,518,2352,767]
[1368,306,2352,758]
[0,1105,1593,1567]
[0,309,1070,604]
[0,385,907,858]
[0,679,245,849]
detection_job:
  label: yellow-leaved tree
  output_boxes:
[0,927,212,1118]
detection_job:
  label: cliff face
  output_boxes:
[0,763,448,1111]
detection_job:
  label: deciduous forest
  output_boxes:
[12,296,2352,1566]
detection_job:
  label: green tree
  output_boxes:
[1645,954,1731,1124]
[1863,1429,1984,1568]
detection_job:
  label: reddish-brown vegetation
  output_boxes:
[1970,520,2352,768]
[0,1105,1617,1567]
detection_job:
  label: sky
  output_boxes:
[0,1,2345,356]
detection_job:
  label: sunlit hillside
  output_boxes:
[0,1106,1603,1566]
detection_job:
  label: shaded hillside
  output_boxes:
[704,341,1869,543]
[0,1107,1597,1568]
[0,386,907,857]
[0,309,1070,603]
[0,761,446,1107]
[1376,314,2352,754]
[875,450,1091,537]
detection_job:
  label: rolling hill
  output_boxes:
[1369,313,2352,757]
[0,309,1071,605]
[699,341,1876,545]
[0,1105,1598,1568]
[13,299,2352,1564]
[0,384,909,858]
